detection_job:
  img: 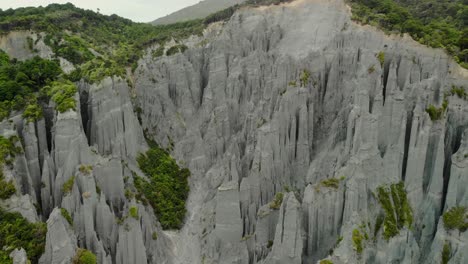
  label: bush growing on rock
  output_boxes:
[0,208,47,263]
[443,206,468,232]
[376,182,413,240]
[135,144,190,230]
[269,192,284,209]
[73,248,97,264]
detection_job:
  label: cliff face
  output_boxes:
[1,0,468,263]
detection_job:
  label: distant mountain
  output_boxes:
[151,0,246,25]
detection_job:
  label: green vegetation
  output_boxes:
[79,165,93,175]
[0,175,15,199]
[377,52,385,66]
[0,135,21,199]
[62,176,75,195]
[352,229,364,254]
[129,206,139,219]
[442,242,451,264]
[320,177,343,189]
[152,46,165,58]
[135,144,190,230]
[426,102,448,121]
[44,80,78,113]
[368,65,376,74]
[299,69,311,87]
[166,44,188,56]
[23,102,43,122]
[349,0,468,69]
[449,85,467,99]
[288,80,297,87]
[152,231,158,240]
[0,208,47,263]
[73,248,97,264]
[442,206,468,232]
[269,192,284,209]
[320,260,333,264]
[0,51,63,121]
[60,208,73,226]
[376,182,413,240]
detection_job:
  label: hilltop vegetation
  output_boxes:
[349,0,468,68]
[0,50,76,121]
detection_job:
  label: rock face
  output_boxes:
[1,0,468,263]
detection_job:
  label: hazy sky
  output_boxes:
[0,0,201,22]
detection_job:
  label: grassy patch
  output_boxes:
[320,260,333,264]
[79,165,93,175]
[443,206,468,232]
[129,206,139,219]
[449,85,467,99]
[166,44,188,56]
[62,176,75,195]
[352,229,364,254]
[269,192,284,210]
[60,208,73,226]
[442,242,451,264]
[377,52,385,67]
[426,104,446,121]
[135,144,190,230]
[299,69,311,87]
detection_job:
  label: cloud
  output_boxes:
[0,0,201,22]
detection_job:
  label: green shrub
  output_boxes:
[368,65,375,74]
[352,229,364,254]
[0,250,12,263]
[0,177,16,199]
[0,208,47,263]
[73,248,96,264]
[79,165,93,175]
[377,182,413,240]
[320,260,333,264]
[269,192,284,209]
[152,45,165,58]
[60,208,73,226]
[0,135,20,199]
[320,178,342,189]
[45,80,77,113]
[442,243,451,264]
[377,52,385,67]
[23,102,43,122]
[443,206,468,232]
[166,44,188,56]
[135,144,190,230]
[62,176,75,195]
[129,206,139,219]
[426,104,445,121]
[450,85,467,99]
[299,69,311,87]
[152,231,158,240]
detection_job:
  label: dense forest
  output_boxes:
[349,0,468,68]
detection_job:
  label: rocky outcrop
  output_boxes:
[134,0,468,263]
[1,0,468,263]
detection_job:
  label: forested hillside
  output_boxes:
[349,0,468,68]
